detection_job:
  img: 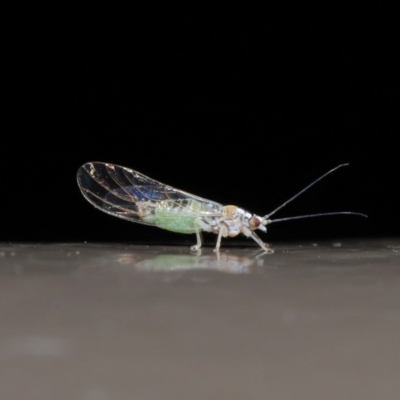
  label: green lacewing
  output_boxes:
[77,162,366,253]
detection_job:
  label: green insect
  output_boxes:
[77,162,366,253]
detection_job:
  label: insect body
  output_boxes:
[77,162,366,253]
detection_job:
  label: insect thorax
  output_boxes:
[218,206,264,237]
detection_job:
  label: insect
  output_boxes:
[77,162,367,253]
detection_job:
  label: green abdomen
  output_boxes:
[143,200,210,234]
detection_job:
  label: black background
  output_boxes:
[2,6,398,245]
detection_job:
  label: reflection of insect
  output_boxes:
[77,162,367,253]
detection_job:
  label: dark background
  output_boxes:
[2,6,398,245]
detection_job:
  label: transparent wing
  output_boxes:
[76,162,224,226]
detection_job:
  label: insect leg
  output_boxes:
[214,224,228,253]
[242,227,274,253]
[190,231,203,251]
[190,218,214,251]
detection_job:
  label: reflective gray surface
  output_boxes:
[1,240,400,399]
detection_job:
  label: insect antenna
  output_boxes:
[262,163,367,224]
[264,211,367,226]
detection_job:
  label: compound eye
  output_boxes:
[249,216,261,228]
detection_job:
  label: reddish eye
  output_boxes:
[249,216,260,228]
